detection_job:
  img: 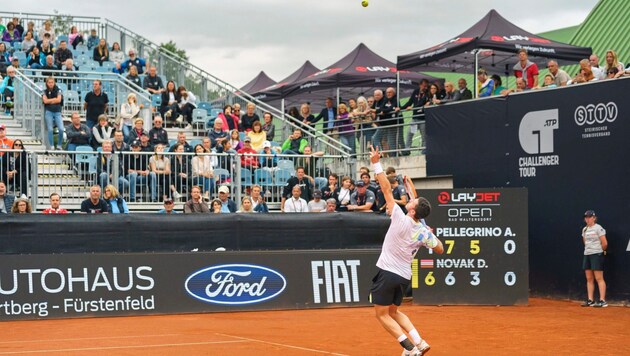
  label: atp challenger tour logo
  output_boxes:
[517,109,559,178]
[185,264,286,305]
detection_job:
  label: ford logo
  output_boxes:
[185,264,287,305]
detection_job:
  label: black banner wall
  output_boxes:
[0,250,380,321]
[425,78,630,303]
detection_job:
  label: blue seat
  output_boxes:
[189,139,202,148]
[276,159,295,175]
[241,168,253,186]
[191,108,208,133]
[65,90,80,104]
[214,168,231,185]
[74,145,97,183]
[151,94,162,109]
[254,169,273,187]
[198,102,213,113]
[274,169,292,187]
[56,35,69,45]
[56,83,68,94]
[315,177,327,190]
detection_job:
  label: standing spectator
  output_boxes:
[54,41,73,69]
[42,192,68,214]
[83,80,109,131]
[217,185,237,213]
[65,112,91,151]
[284,185,309,213]
[80,185,110,213]
[158,197,179,214]
[177,86,197,128]
[183,185,209,213]
[97,140,129,193]
[149,144,171,199]
[42,76,64,150]
[104,184,129,214]
[86,29,99,50]
[38,20,56,43]
[11,198,32,214]
[372,88,401,154]
[126,139,157,202]
[350,96,375,151]
[119,93,142,140]
[0,181,15,214]
[109,42,124,65]
[240,102,260,132]
[513,49,539,89]
[93,38,109,65]
[335,103,355,155]
[547,60,571,87]
[581,210,608,308]
[477,69,495,98]
[457,78,473,100]
[308,189,326,212]
[298,103,315,131]
[261,112,275,142]
[309,97,337,134]
[91,114,115,150]
[143,67,165,95]
[148,114,169,147]
[191,144,214,200]
[68,26,84,50]
[1,140,29,197]
[169,143,191,200]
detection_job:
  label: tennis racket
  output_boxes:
[403,175,417,200]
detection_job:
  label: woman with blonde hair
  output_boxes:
[604,50,624,78]
[93,38,109,65]
[237,196,254,213]
[350,96,373,150]
[103,184,129,213]
[119,93,143,140]
[11,198,32,214]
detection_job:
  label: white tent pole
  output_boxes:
[474,49,479,99]
[396,71,400,103]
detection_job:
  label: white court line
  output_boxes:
[0,334,180,344]
[217,333,349,356]
[0,340,247,354]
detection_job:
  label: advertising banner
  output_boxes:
[0,250,380,321]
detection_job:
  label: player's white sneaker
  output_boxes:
[417,339,431,355]
[402,346,424,356]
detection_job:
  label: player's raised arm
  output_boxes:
[370,145,395,214]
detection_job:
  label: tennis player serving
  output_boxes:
[368,145,444,356]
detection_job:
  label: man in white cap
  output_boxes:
[217,185,237,213]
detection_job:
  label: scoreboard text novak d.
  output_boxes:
[412,188,529,305]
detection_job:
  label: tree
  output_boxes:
[50,10,73,37]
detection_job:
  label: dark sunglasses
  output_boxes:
[164,201,174,205]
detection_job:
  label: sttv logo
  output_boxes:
[438,191,500,204]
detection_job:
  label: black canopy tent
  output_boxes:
[397,9,592,92]
[236,70,277,95]
[252,60,321,108]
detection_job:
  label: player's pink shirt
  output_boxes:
[376,204,431,280]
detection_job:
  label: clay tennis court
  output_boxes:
[1,298,628,355]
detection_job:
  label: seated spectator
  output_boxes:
[11,18,24,39]
[119,93,143,140]
[210,198,223,213]
[348,181,375,212]
[177,86,197,128]
[161,80,181,123]
[116,48,147,75]
[92,114,115,150]
[126,65,142,90]
[158,197,179,214]
[308,189,326,212]
[68,26,84,50]
[126,118,147,145]
[547,60,571,87]
[38,20,56,43]
[491,75,506,95]
[169,143,191,200]
[238,137,259,168]
[139,132,152,152]
[1,125,14,158]
[281,166,313,211]
[0,43,10,69]
[112,130,128,152]
[27,46,44,69]
[126,140,157,202]
[201,137,219,168]
[333,175,353,211]
[232,103,242,120]
[229,129,243,151]
[86,29,99,50]
[258,140,278,170]
[217,185,237,212]
[21,31,37,52]
[169,131,193,153]
[149,144,171,199]
[109,42,124,65]
[502,78,528,95]
[240,102,260,132]
[604,50,624,78]
[284,185,309,213]
[183,185,209,213]
[237,196,255,213]
[97,140,130,194]
[80,185,111,213]
[389,175,408,214]
[217,105,240,132]
[1,140,29,197]
[588,54,606,80]
[250,184,268,213]
[477,69,494,97]
[65,112,91,151]
[247,121,266,151]
[11,198,32,214]
[321,173,338,201]
[93,38,109,65]
[144,66,165,95]
[606,67,619,79]
[2,22,21,45]
[42,192,69,214]
[191,144,214,200]
[281,128,308,154]
[323,198,338,213]
[25,21,37,41]
[1,66,16,113]
[41,55,56,77]
[38,35,55,57]
[104,184,129,214]
[0,181,15,214]
[208,119,228,148]
[261,112,275,142]
[148,114,169,147]
[540,74,557,88]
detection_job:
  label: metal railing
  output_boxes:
[12,70,45,139]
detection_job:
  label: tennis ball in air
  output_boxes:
[362,0,369,7]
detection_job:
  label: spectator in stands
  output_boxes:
[80,185,110,213]
[65,112,91,151]
[360,172,380,212]
[41,55,56,77]
[68,26,84,50]
[42,192,68,214]
[38,36,54,57]
[238,136,259,169]
[372,88,401,155]
[547,60,571,87]
[247,121,266,152]
[217,185,237,212]
[177,86,197,128]
[0,66,15,112]
[170,131,193,153]
[201,137,218,167]
[240,102,260,132]
[104,184,129,214]
[161,80,181,123]
[606,67,619,79]
[86,29,99,50]
[119,93,142,140]
[209,198,222,213]
[309,97,337,134]
[250,184,268,213]
[25,21,36,41]
[350,96,375,150]
[125,65,142,90]
[92,114,115,150]
[54,41,73,69]
[84,80,109,131]
[109,42,124,65]
[258,140,278,170]
[139,132,152,152]
[1,139,28,196]
[232,103,242,120]
[0,124,13,158]
[59,59,78,89]
[321,173,338,201]
[149,114,169,147]
[112,130,128,152]
[183,185,209,213]
[477,69,495,97]
[191,144,214,200]
[457,78,473,100]
[2,22,21,45]
[10,58,20,72]
[158,197,178,214]
[229,129,243,151]
[385,166,404,186]
[97,139,129,193]
[27,46,44,69]
[588,54,606,80]
[284,185,309,213]
[0,43,10,68]
[513,49,539,89]
[0,181,15,214]
[323,198,337,213]
[11,198,32,214]
[149,144,171,199]
[42,76,64,150]
[126,118,147,145]
[126,139,157,202]
[144,67,165,95]
[281,128,308,154]
[490,76,506,96]
[540,74,557,88]
[389,175,408,214]
[348,180,375,212]
[21,31,37,52]
[298,103,315,131]
[604,50,624,78]
[308,189,326,212]
[11,18,24,38]
[261,112,275,142]
[237,196,255,213]
[424,83,442,107]
[208,119,228,148]
[38,20,55,43]
[93,38,109,65]
[335,103,355,155]
[118,48,147,75]
[217,104,240,132]
[281,166,313,211]
[333,175,353,211]
[0,17,5,35]
[169,143,191,200]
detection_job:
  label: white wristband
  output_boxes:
[373,162,383,175]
